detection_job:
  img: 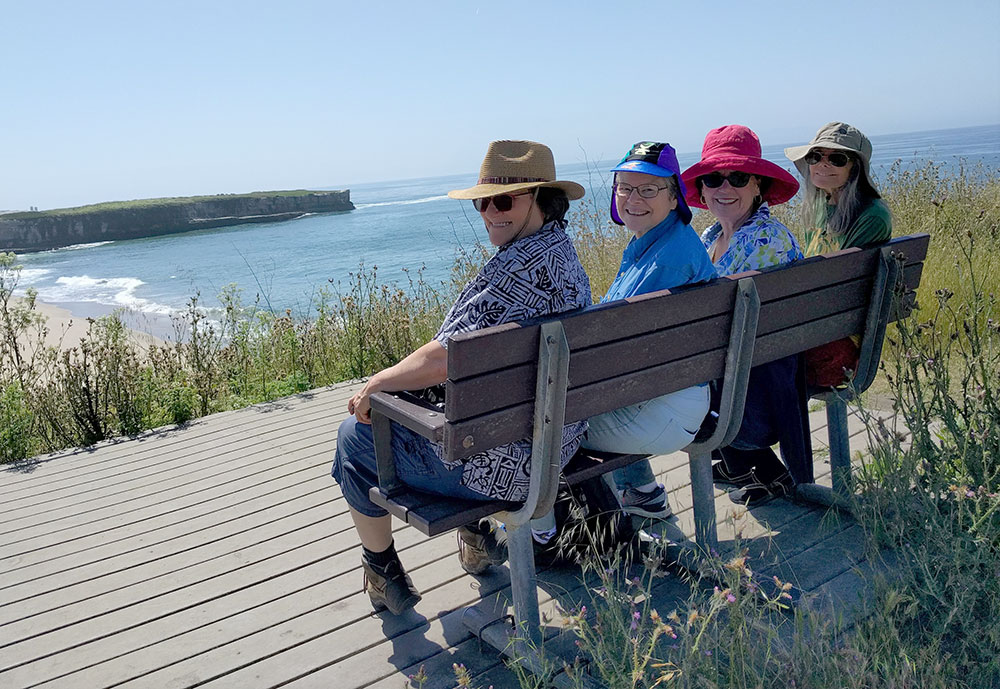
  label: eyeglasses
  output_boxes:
[472,191,533,212]
[804,150,852,167]
[700,171,753,189]
[614,182,670,199]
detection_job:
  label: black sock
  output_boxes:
[363,541,399,570]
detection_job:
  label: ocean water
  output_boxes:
[11,123,1000,337]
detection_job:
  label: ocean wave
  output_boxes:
[33,275,177,316]
[355,194,449,209]
[57,241,114,251]
[13,268,53,284]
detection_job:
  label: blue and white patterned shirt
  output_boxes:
[700,203,803,276]
[434,220,592,501]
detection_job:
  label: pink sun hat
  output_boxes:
[681,125,800,210]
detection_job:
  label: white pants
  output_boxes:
[582,384,710,456]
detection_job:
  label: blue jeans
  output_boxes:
[331,416,495,517]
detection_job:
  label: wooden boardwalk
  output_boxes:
[1,381,886,689]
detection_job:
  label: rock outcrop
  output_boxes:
[0,190,354,252]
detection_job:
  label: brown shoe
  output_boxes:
[362,558,421,614]
[457,519,508,575]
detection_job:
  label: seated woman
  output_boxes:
[332,140,591,615]
[579,141,717,519]
[680,125,808,505]
[785,122,893,387]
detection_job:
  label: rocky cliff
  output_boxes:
[0,190,354,252]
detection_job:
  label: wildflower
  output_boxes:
[668,610,681,624]
[687,610,699,626]
[631,610,641,632]
[727,592,737,604]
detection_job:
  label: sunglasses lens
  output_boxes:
[829,153,850,167]
[701,173,724,188]
[473,194,516,212]
[728,172,751,188]
[804,151,822,165]
[492,194,514,212]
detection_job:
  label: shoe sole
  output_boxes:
[371,591,421,615]
[622,505,674,520]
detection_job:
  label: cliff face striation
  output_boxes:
[0,190,354,253]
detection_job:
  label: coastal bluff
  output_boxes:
[0,190,354,252]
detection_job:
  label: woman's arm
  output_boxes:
[348,339,448,423]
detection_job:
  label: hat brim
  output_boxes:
[680,156,800,209]
[610,159,676,177]
[783,143,879,193]
[448,179,585,201]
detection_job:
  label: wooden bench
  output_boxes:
[367,233,929,664]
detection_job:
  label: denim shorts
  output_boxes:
[331,415,495,517]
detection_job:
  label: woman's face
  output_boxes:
[614,171,678,237]
[479,190,545,246]
[700,169,761,230]
[808,147,854,193]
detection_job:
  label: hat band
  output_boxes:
[478,176,548,185]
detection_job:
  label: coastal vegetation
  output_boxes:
[2,160,998,687]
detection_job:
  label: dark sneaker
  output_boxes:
[362,558,421,614]
[457,519,508,575]
[619,484,672,519]
[711,461,755,487]
[728,469,795,507]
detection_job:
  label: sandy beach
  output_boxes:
[13,297,167,353]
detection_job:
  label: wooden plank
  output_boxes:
[446,312,732,422]
[0,403,341,527]
[446,278,739,379]
[0,431,339,558]
[0,382,356,493]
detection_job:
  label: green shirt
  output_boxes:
[803,198,893,256]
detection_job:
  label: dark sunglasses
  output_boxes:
[700,171,753,189]
[804,150,852,167]
[472,191,532,212]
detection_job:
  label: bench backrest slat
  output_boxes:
[440,234,929,461]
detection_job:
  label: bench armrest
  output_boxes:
[369,391,446,442]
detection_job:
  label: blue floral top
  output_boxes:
[700,203,803,276]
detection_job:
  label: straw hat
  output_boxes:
[681,125,800,209]
[784,122,879,194]
[448,140,585,200]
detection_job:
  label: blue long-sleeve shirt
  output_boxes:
[602,210,717,303]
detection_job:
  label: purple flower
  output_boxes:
[726,593,736,603]
[631,610,641,631]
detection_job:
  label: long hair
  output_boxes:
[801,158,881,235]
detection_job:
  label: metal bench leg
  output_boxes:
[507,522,542,655]
[826,396,852,499]
[688,449,718,554]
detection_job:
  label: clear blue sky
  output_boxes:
[2,0,998,210]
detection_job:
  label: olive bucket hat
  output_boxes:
[448,140,585,201]
[784,122,879,195]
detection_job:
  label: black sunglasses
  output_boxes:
[804,150,852,167]
[700,171,753,189]
[472,191,532,212]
